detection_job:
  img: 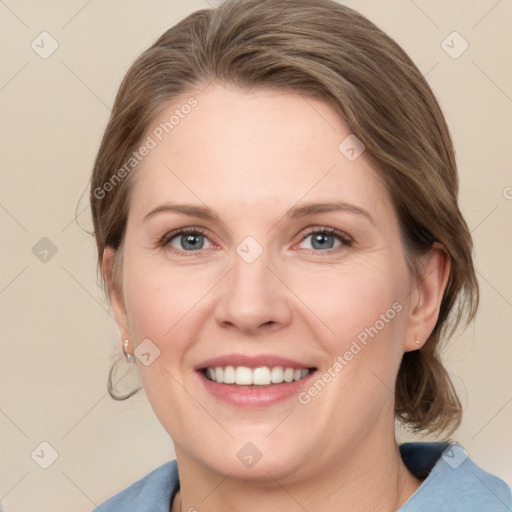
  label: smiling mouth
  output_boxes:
[201,366,317,386]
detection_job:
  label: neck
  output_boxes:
[172,425,422,512]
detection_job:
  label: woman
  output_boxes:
[89,0,511,510]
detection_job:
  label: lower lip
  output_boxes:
[197,370,316,407]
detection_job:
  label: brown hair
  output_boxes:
[90,0,479,436]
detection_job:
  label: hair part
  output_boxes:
[90,0,479,436]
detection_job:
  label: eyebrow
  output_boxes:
[143,200,375,226]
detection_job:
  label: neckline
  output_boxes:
[168,442,453,511]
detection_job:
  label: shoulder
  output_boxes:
[92,460,179,512]
[399,442,512,511]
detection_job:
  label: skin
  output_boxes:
[103,82,450,512]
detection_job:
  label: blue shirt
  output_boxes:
[93,442,512,511]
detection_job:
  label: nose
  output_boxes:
[213,247,293,335]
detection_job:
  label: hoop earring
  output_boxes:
[108,357,142,401]
[123,339,135,364]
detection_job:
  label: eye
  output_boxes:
[298,227,352,252]
[160,226,353,256]
[162,227,214,254]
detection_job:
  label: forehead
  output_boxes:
[129,82,392,221]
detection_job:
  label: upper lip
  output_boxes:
[194,354,316,371]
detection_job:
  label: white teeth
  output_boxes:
[253,367,271,385]
[204,365,313,385]
[235,366,253,385]
[223,366,235,384]
[271,367,284,383]
[284,368,295,383]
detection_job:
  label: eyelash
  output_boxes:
[160,226,353,257]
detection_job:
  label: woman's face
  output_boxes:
[106,82,441,482]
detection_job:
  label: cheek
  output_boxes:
[297,261,407,349]
[293,258,410,415]
[121,261,208,431]
[301,265,408,419]
[123,256,212,341]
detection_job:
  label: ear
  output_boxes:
[403,242,451,352]
[103,246,133,355]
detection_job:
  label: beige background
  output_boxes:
[1,0,511,510]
